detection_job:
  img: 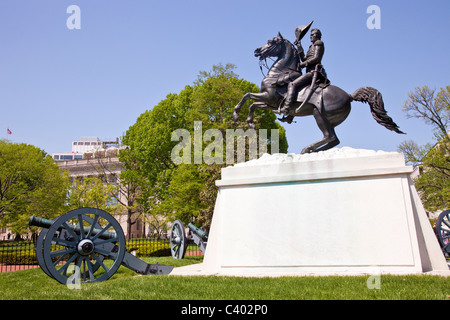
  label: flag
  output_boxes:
[7,128,12,135]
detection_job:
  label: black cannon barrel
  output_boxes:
[188,223,208,241]
[29,215,117,240]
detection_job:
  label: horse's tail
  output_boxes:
[350,86,405,134]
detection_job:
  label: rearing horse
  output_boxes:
[233,33,404,154]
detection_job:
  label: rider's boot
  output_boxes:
[280,83,296,115]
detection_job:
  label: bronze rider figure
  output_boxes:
[280,27,329,114]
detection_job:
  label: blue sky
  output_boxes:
[0,0,449,155]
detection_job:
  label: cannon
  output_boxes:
[169,220,208,259]
[435,210,450,257]
[29,207,173,284]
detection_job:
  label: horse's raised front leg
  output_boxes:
[246,102,271,129]
[233,91,271,122]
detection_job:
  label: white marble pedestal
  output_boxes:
[174,148,449,276]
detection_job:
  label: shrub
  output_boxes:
[126,239,171,257]
[0,251,38,265]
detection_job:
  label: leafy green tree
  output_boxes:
[120,88,191,231]
[160,164,205,223]
[415,139,450,212]
[397,140,432,167]
[121,64,288,228]
[67,176,118,213]
[0,141,70,236]
[402,86,449,139]
[398,85,449,213]
[78,157,145,240]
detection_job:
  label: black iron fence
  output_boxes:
[0,236,203,272]
[0,240,37,272]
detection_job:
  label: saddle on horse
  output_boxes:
[278,83,327,123]
[278,65,330,123]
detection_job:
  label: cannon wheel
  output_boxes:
[35,216,106,280]
[435,210,450,256]
[41,208,126,284]
[35,228,52,278]
[170,220,187,259]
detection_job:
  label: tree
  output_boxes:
[67,176,118,213]
[402,85,449,139]
[121,64,289,229]
[397,140,432,167]
[120,87,191,234]
[398,85,449,213]
[83,157,145,240]
[398,86,449,165]
[0,141,70,236]
[415,138,450,212]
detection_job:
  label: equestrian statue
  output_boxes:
[233,21,404,154]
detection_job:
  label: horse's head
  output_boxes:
[254,32,285,61]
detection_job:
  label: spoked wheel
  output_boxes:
[435,210,450,256]
[35,228,52,278]
[41,208,126,284]
[35,215,105,280]
[170,220,187,259]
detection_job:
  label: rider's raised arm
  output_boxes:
[295,40,305,61]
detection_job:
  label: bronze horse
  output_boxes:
[233,33,404,154]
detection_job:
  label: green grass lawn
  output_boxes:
[0,256,449,300]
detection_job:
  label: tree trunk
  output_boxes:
[126,208,134,240]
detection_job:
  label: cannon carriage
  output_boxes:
[29,207,173,284]
[169,220,208,259]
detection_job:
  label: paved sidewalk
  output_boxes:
[0,265,40,273]
[170,262,450,277]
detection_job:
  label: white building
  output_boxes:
[52,137,121,161]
